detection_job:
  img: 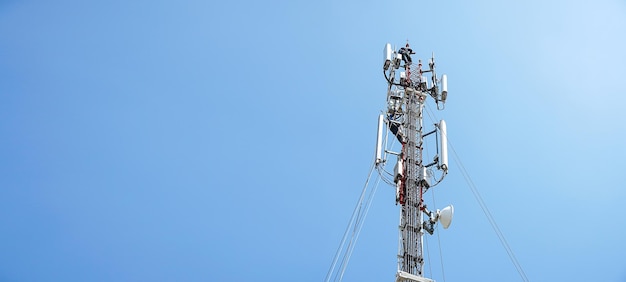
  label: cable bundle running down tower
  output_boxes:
[377,42,452,282]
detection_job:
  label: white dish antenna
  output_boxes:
[438,205,454,229]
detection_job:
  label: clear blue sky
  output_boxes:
[1,0,625,281]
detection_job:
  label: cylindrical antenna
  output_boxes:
[376,114,384,164]
[439,119,448,171]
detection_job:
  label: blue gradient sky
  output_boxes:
[1,0,626,281]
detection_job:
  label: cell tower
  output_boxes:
[376,42,453,282]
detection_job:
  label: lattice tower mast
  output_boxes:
[380,42,450,282]
[401,83,425,277]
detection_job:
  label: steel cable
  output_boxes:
[325,146,384,282]
[424,104,530,282]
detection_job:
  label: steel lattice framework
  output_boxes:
[398,87,426,278]
[381,42,449,282]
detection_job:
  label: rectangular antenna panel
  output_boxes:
[441,74,448,99]
[439,120,448,171]
[376,114,384,164]
[393,157,403,183]
[418,167,430,188]
[383,43,392,70]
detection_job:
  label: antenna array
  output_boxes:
[377,42,452,282]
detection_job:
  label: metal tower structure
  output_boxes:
[377,42,452,282]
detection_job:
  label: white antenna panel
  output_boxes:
[394,156,404,182]
[383,43,392,70]
[439,119,448,171]
[441,74,448,102]
[376,114,384,164]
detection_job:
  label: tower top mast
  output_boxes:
[378,42,452,282]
